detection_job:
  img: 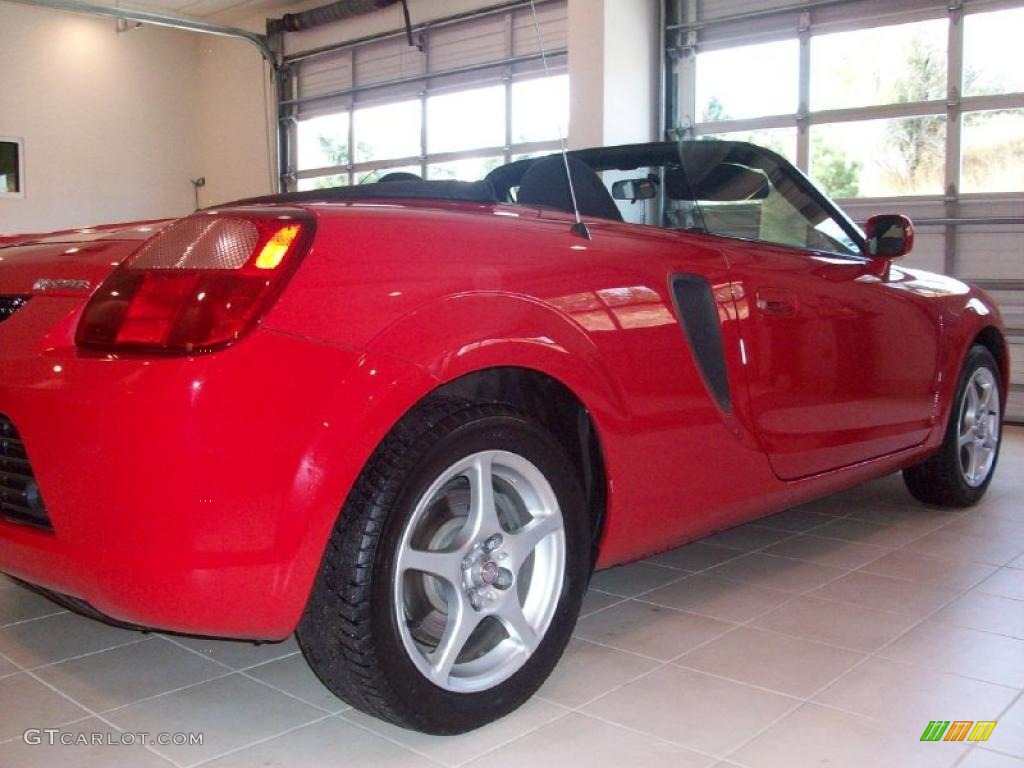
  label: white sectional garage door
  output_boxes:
[276,0,568,190]
[665,0,1024,420]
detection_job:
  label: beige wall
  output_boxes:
[194,34,276,207]
[0,3,199,233]
[567,0,660,149]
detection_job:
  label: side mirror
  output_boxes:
[611,178,657,201]
[865,214,915,258]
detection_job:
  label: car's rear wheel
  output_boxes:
[297,399,589,734]
[903,345,1003,507]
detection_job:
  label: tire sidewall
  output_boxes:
[368,412,589,733]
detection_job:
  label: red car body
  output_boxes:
[0,148,1008,641]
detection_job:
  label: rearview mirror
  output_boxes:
[611,178,657,201]
[865,214,915,258]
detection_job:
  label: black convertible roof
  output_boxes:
[231,179,497,207]
[226,142,690,208]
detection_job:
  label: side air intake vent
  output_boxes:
[0,296,28,323]
[0,415,52,530]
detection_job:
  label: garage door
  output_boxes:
[275,0,568,190]
[665,0,1024,420]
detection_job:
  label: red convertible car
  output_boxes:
[0,141,1008,733]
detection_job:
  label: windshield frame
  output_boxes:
[485,140,869,258]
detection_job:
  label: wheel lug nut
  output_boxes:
[461,556,474,571]
[494,567,514,590]
[468,590,484,610]
[483,534,503,553]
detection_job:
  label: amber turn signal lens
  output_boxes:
[255,225,301,270]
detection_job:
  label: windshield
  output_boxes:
[667,141,862,257]
[485,141,866,259]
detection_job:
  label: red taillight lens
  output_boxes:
[76,210,314,354]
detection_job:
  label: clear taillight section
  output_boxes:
[76,209,314,354]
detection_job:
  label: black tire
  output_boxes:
[903,345,1003,507]
[297,398,590,734]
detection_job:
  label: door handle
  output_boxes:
[756,288,797,317]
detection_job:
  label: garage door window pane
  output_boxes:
[696,40,799,121]
[354,100,421,162]
[297,113,349,172]
[427,86,505,154]
[962,109,1024,193]
[427,156,503,181]
[810,20,947,111]
[964,8,1024,97]
[700,128,797,163]
[811,117,946,197]
[512,75,569,143]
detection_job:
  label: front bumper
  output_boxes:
[0,297,429,639]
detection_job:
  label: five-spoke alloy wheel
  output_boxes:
[298,400,589,734]
[394,450,566,693]
[956,366,1001,488]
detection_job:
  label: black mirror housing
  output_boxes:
[611,178,657,201]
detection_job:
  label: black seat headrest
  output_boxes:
[517,156,623,222]
[378,171,423,183]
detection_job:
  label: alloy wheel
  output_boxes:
[393,450,565,693]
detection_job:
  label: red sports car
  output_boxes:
[0,141,1008,733]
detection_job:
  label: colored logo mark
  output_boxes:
[920,721,997,742]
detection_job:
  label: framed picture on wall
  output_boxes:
[0,138,24,198]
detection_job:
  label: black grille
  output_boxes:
[0,296,29,323]
[0,415,51,530]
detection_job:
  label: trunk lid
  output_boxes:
[0,220,172,297]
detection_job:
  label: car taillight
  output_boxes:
[76,209,314,354]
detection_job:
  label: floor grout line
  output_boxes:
[715,538,1010,764]
[183,714,337,768]
[950,686,1024,768]
[12,663,181,766]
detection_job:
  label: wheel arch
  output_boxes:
[972,324,1010,400]
[428,366,610,566]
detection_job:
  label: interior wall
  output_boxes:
[194,34,276,207]
[0,3,199,234]
[567,0,659,148]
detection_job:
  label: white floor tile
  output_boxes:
[198,715,436,768]
[0,673,90,742]
[574,600,734,660]
[462,712,714,768]
[582,665,795,757]
[537,637,658,708]
[105,673,324,765]
[33,638,226,712]
[341,697,567,767]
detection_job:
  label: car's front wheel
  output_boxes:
[297,399,589,734]
[903,344,1003,507]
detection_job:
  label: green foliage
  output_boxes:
[813,144,861,198]
[318,135,348,167]
[702,97,730,123]
[884,35,946,189]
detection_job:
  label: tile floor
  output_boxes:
[1,428,1023,768]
